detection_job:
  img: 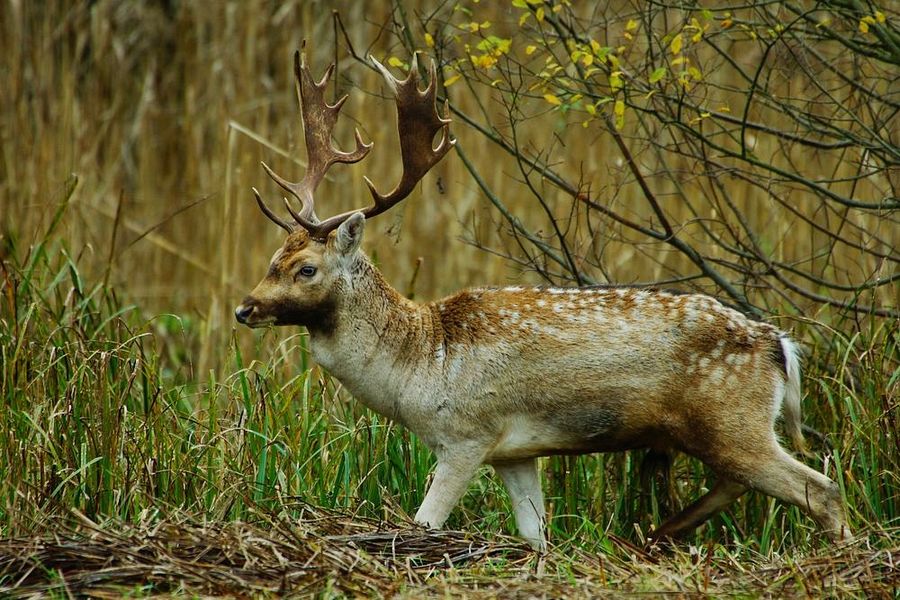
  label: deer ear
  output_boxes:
[333,212,365,255]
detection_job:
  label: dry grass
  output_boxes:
[2,509,898,598]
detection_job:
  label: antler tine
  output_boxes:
[259,46,373,236]
[253,187,294,233]
[310,54,455,237]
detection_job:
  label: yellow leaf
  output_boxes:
[859,20,869,33]
[670,33,683,54]
[526,45,537,55]
[388,57,404,68]
[626,19,638,31]
[444,74,461,87]
[585,103,596,116]
[425,33,435,48]
[582,54,594,67]
[721,18,733,28]
[544,93,562,106]
[536,7,545,22]
[614,99,625,130]
[519,11,530,26]
[875,11,886,23]
[609,71,623,91]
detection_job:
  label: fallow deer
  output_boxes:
[235,49,852,551]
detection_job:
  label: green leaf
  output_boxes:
[649,67,667,83]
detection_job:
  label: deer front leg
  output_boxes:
[494,458,546,552]
[414,447,485,530]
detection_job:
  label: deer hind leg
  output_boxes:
[733,445,852,541]
[494,458,546,552]
[649,478,748,542]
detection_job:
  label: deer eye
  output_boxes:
[296,265,317,279]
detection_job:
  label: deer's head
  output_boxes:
[235,47,453,330]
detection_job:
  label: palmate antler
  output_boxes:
[253,46,454,240]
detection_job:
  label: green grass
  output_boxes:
[2,214,897,560]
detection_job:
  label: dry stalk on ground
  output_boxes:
[1,509,897,597]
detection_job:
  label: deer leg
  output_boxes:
[414,450,484,530]
[494,458,546,552]
[649,478,748,542]
[736,445,852,541]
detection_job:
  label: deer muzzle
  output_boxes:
[234,299,256,325]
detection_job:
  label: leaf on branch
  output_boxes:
[610,71,623,91]
[477,36,511,55]
[388,57,405,68]
[649,67,667,83]
[670,33,683,55]
[614,99,626,130]
[544,93,562,106]
[444,74,461,87]
[859,15,876,34]
[425,33,435,48]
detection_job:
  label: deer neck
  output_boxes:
[305,255,437,420]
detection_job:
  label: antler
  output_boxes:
[254,47,454,240]
[255,44,372,234]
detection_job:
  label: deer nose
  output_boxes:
[234,303,255,324]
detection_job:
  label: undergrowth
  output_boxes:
[2,212,897,567]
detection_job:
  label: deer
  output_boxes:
[234,48,852,552]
